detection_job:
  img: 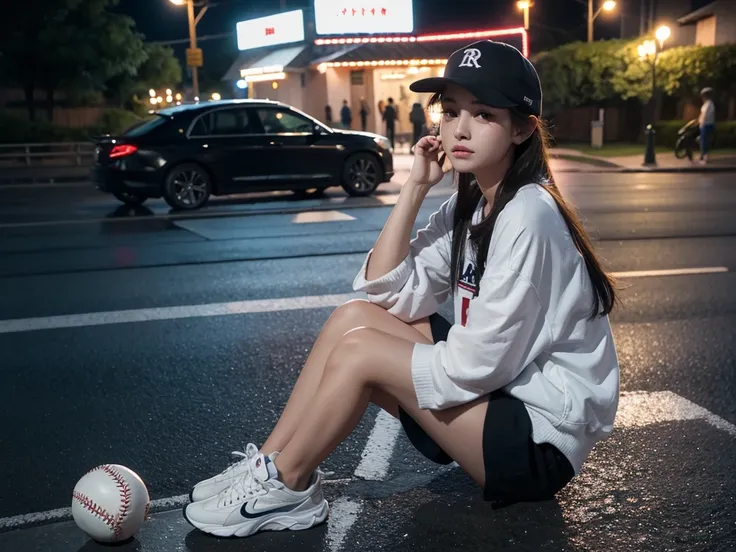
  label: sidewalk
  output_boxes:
[549,148,736,173]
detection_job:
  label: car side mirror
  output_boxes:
[313,124,323,134]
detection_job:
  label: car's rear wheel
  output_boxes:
[341,153,381,197]
[163,163,212,210]
[113,191,147,206]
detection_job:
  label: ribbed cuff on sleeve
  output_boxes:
[352,249,414,294]
[411,342,438,410]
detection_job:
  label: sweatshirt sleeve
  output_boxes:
[352,194,455,323]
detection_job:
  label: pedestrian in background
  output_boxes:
[340,100,352,130]
[698,87,715,164]
[382,97,397,149]
[360,98,370,132]
[410,102,427,153]
[324,105,332,125]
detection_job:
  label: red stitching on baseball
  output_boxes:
[101,465,130,539]
[73,491,117,529]
[78,465,134,540]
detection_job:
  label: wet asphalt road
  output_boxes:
[0,171,735,552]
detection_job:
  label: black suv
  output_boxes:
[93,99,394,210]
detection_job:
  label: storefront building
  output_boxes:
[222,1,528,141]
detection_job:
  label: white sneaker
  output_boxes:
[190,443,276,502]
[183,452,329,538]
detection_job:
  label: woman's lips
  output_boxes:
[451,146,474,159]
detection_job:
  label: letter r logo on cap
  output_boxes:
[458,48,482,68]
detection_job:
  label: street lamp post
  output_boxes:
[588,0,617,42]
[169,0,209,101]
[639,25,671,166]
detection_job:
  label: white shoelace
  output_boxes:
[218,443,259,478]
[220,468,268,506]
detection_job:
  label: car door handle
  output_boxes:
[269,140,283,146]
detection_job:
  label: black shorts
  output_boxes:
[398,313,575,509]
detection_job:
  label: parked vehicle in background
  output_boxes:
[92,99,394,210]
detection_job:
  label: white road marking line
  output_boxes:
[0,478,352,532]
[612,266,728,278]
[325,497,363,552]
[292,211,356,223]
[0,391,733,533]
[0,265,729,335]
[616,390,736,437]
[0,293,363,335]
[354,410,402,481]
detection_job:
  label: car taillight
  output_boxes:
[109,144,138,159]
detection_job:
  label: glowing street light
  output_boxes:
[602,0,616,11]
[588,0,616,42]
[655,25,671,46]
[211,92,221,101]
[516,1,531,31]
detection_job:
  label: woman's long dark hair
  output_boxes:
[428,94,617,318]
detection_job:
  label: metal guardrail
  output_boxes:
[0,142,96,168]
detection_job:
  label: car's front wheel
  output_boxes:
[113,191,147,206]
[341,153,381,197]
[163,163,212,210]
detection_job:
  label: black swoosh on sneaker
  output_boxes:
[240,498,308,519]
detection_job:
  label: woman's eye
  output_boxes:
[477,112,493,121]
[441,109,457,118]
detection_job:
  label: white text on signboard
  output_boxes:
[236,9,305,51]
[314,0,414,35]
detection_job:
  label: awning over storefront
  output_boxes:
[222,44,308,81]
[312,41,460,65]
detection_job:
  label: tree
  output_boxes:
[532,40,628,115]
[534,39,736,116]
[0,0,148,120]
[106,44,183,109]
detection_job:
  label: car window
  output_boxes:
[256,109,314,134]
[190,108,252,137]
[124,115,168,137]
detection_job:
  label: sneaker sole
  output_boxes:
[183,499,330,538]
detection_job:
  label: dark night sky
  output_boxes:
[116,0,631,47]
[112,0,705,84]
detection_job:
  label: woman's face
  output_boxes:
[438,83,530,175]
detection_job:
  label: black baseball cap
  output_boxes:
[410,40,542,117]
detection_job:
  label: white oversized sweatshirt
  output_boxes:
[353,184,619,474]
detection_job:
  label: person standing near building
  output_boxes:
[382,97,397,149]
[359,98,370,132]
[410,102,427,153]
[325,105,333,126]
[340,100,352,130]
[698,87,715,164]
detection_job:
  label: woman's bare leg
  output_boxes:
[260,299,433,454]
[274,327,488,492]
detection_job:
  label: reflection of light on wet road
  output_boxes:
[616,390,736,436]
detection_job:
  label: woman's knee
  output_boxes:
[326,299,380,335]
[322,327,376,381]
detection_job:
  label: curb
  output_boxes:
[553,166,736,174]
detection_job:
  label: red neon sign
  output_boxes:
[314,27,529,57]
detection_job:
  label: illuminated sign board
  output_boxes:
[314,1,414,35]
[236,9,305,51]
